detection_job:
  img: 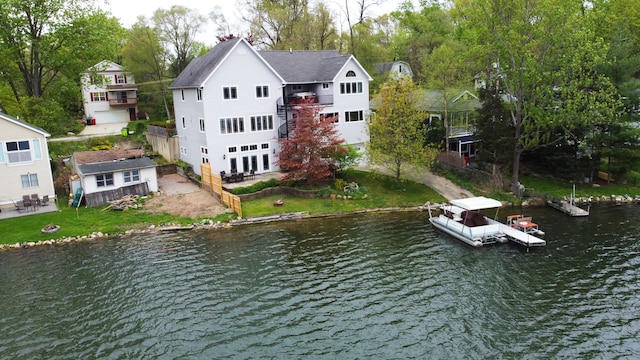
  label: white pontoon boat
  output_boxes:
[427,197,546,248]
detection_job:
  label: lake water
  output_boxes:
[1,204,639,358]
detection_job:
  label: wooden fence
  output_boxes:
[85,182,150,207]
[201,163,242,218]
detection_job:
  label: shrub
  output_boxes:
[231,179,279,195]
[334,178,349,192]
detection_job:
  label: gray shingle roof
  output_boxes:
[258,50,349,83]
[169,38,243,88]
[78,157,156,175]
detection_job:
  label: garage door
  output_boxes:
[94,110,128,124]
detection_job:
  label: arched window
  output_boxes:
[346,70,356,77]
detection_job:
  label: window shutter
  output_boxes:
[90,93,94,101]
[105,92,109,101]
[124,75,127,83]
[0,142,4,163]
[114,75,118,83]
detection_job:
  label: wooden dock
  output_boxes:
[547,199,589,217]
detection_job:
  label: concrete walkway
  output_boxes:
[357,164,474,201]
[50,122,129,142]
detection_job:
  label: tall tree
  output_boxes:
[122,17,172,120]
[242,0,309,50]
[456,0,621,194]
[277,102,346,185]
[369,78,429,185]
[153,6,207,77]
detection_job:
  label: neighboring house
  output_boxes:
[70,149,158,207]
[169,37,372,176]
[81,60,138,124]
[374,61,413,80]
[0,112,56,210]
[418,89,482,158]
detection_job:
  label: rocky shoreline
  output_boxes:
[2,195,638,252]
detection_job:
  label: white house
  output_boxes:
[81,60,138,125]
[374,61,414,80]
[169,37,372,176]
[70,149,158,207]
[0,112,56,210]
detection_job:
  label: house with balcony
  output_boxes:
[419,89,481,159]
[0,112,55,212]
[81,61,138,124]
[169,37,371,176]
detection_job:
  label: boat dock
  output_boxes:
[547,199,589,217]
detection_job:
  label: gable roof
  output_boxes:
[73,148,144,165]
[169,38,283,89]
[373,61,412,77]
[416,89,481,112]
[259,50,352,83]
[0,112,50,137]
[86,60,125,73]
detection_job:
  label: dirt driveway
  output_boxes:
[144,173,231,219]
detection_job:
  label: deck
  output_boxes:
[547,199,589,217]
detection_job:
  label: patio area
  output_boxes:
[0,200,60,220]
[220,171,285,190]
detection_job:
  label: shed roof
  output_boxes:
[73,149,144,165]
[78,157,156,175]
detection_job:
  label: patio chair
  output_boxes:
[22,199,33,212]
[13,200,25,212]
[41,195,49,206]
[248,169,255,180]
[31,194,40,207]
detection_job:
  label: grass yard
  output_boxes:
[241,170,446,217]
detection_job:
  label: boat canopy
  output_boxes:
[449,197,503,211]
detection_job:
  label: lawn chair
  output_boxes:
[13,200,25,212]
[31,193,40,207]
[41,195,49,206]
[248,169,255,180]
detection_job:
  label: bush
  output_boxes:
[231,179,279,195]
[334,178,349,192]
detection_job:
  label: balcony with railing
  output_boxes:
[106,83,138,91]
[109,97,138,106]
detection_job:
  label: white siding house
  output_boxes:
[0,112,55,210]
[81,61,138,125]
[169,38,372,176]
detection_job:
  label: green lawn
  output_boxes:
[0,200,195,245]
[519,175,640,199]
[241,170,446,217]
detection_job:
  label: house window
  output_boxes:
[346,70,356,77]
[256,85,269,98]
[219,117,245,134]
[96,173,114,187]
[292,85,304,91]
[199,118,205,132]
[116,74,126,84]
[240,145,249,152]
[123,170,140,183]
[228,146,237,153]
[90,92,107,101]
[322,83,330,89]
[6,140,32,164]
[181,89,185,101]
[321,112,339,123]
[200,147,209,163]
[197,88,203,101]
[20,173,39,188]
[182,116,186,129]
[345,110,364,122]
[340,82,363,94]
[250,115,274,131]
[249,144,258,151]
[261,143,269,150]
[223,87,237,100]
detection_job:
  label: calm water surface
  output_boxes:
[1,205,639,358]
